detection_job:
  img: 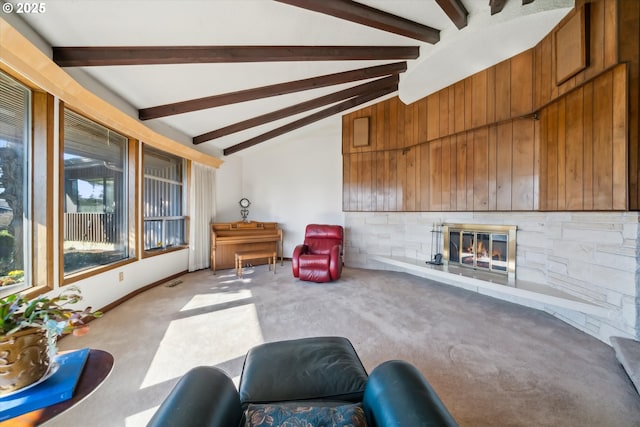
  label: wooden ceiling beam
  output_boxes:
[140,61,407,120]
[52,45,419,67]
[490,0,509,15]
[435,0,468,29]
[194,74,399,144]
[223,86,397,155]
[274,0,440,44]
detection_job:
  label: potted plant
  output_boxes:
[0,286,101,396]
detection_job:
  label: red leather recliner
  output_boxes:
[292,224,343,283]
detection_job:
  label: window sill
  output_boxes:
[143,244,188,258]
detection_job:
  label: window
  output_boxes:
[143,145,186,251]
[63,109,129,275]
[0,72,31,296]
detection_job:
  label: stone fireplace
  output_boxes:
[343,211,640,344]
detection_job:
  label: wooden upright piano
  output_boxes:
[210,221,283,273]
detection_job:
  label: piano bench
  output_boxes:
[235,250,277,277]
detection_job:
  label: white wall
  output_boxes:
[215,155,243,222]
[215,118,344,257]
[48,250,189,315]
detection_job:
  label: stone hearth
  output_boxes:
[344,211,639,344]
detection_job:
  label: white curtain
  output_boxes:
[188,162,216,271]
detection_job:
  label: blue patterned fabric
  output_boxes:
[245,403,367,427]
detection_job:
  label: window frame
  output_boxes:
[142,143,189,258]
[0,68,57,298]
[59,104,138,285]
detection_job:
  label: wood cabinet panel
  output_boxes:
[603,0,618,68]
[511,49,533,116]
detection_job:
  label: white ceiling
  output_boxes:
[11,0,573,158]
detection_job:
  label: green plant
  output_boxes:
[0,286,101,342]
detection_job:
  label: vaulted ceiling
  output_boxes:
[11,0,573,158]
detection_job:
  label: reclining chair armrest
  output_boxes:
[147,366,242,427]
[291,244,308,278]
[329,244,343,280]
[362,360,458,427]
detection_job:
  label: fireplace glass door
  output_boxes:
[444,224,516,280]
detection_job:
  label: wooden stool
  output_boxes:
[235,250,277,277]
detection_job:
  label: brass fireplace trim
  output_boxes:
[443,223,517,282]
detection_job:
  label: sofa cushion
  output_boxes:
[239,337,368,406]
[245,402,367,427]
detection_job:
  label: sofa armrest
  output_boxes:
[291,244,308,278]
[363,360,458,427]
[147,366,242,427]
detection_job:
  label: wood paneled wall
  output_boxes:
[343,0,635,212]
[619,0,640,208]
[539,65,627,210]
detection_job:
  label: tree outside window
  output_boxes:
[0,72,30,295]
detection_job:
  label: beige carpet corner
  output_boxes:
[51,264,640,426]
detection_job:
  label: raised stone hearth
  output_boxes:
[611,336,640,395]
[344,211,639,344]
[368,254,610,318]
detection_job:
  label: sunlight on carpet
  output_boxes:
[126,407,157,427]
[140,291,264,389]
[180,288,253,311]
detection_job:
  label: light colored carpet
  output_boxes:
[51,264,640,426]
